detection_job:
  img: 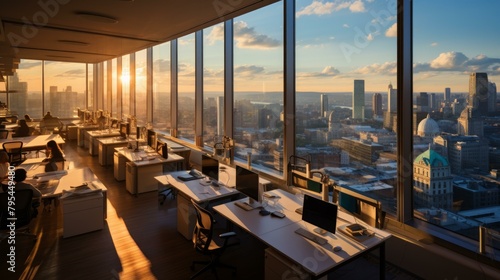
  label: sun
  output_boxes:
[120,74,130,84]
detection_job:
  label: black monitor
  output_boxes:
[201,154,219,181]
[302,194,338,235]
[119,123,129,139]
[235,166,260,207]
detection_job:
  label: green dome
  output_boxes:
[414,148,449,167]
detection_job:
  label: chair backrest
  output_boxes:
[0,189,33,230]
[3,141,24,163]
[191,199,215,254]
[0,129,9,139]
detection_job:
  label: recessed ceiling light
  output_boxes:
[75,11,118,24]
[58,40,90,46]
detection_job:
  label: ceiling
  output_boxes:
[0,0,278,78]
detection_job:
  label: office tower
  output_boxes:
[216,96,224,136]
[488,82,497,112]
[468,72,489,116]
[7,73,28,116]
[429,93,437,111]
[444,87,451,102]
[457,107,483,138]
[352,80,364,120]
[372,93,383,117]
[413,147,453,210]
[433,134,489,174]
[387,82,397,113]
[416,92,429,112]
[320,93,329,118]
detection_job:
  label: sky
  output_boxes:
[11,0,500,95]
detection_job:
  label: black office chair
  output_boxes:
[190,199,237,279]
[3,141,26,165]
[158,184,176,205]
[0,189,37,241]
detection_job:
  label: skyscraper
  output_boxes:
[488,82,497,113]
[372,93,383,117]
[416,92,429,112]
[352,79,364,120]
[388,82,397,113]
[444,87,451,102]
[468,72,489,116]
[320,93,329,118]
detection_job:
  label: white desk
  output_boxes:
[155,171,239,239]
[98,137,131,166]
[0,134,65,152]
[86,129,120,156]
[76,124,99,147]
[213,189,391,279]
[118,148,185,195]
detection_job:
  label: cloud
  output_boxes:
[353,61,397,75]
[153,59,170,71]
[233,21,281,49]
[19,61,42,69]
[385,23,397,37]
[206,24,224,45]
[234,65,266,78]
[413,51,500,75]
[367,33,375,41]
[298,66,341,78]
[55,69,85,78]
[343,24,350,28]
[204,68,224,78]
[296,0,365,17]
[431,42,438,47]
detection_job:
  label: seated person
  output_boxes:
[43,140,65,172]
[14,119,31,137]
[43,111,53,120]
[12,168,42,217]
[24,114,34,122]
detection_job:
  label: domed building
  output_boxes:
[413,147,453,210]
[417,114,440,138]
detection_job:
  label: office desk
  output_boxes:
[0,134,65,153]
[85,129,120,156]
[117,147,184,195]
[19,166,108,219]
[155,171,239,239]
[98,137,131,166]
[213,189,391,279]
[76,124,99,147]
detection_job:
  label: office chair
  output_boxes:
[158,184,176,205]
[190,199,237,279]
[0,129,9,139]
[0,189,37,242]
[3,141,26,165]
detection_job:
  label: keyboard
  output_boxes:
[234,201,253,211]
[294,228,328,245]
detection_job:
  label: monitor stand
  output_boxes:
[313,227,328,235]
[247,197,261,209]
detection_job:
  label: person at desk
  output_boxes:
[24,114,33,122]
[43,111,53,120]
[10,168,42,217]
[14,119,31,137]
[43,140,65,172]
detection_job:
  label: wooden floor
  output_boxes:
[1,141,420,280]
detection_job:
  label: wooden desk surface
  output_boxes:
[0,134,65,151]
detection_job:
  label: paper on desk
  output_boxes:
[60,184,102,199]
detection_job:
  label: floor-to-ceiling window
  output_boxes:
[102,61,108,112]
[8,60,42,118]
[413,0,500,246]
[135,49,147,126]
[203,23,225,150]
[152,42,171,132]
[121,55,131,120]
[233,1,284,175]
[177,33,196,142]
[43,61,86,118]
[111,59,118,118]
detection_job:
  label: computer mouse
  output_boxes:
[259,209,271,216]
[333,246,342,252]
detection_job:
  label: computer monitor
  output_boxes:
[119,122,129,139]
[201,154,219,181]
[235,166,260,207]
[302,194,338,235]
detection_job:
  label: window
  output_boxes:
[203,23,225,150]
[152,42,171,131]
[121,55,131,119]
[136,49,147,126]
[295,0,397,215]
[8,60,42,118]
[111,59,118,118]
[234,1,284,175]
[177,33,196,141]
[44,61,86,118]
[413,0,500,243]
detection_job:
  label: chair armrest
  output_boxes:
[219,232,236,239]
